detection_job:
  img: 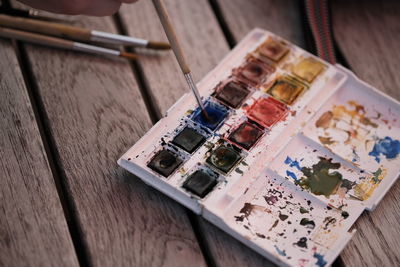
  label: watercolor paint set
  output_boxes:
[118,29,400,266]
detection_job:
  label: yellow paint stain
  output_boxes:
[353,168,386,200]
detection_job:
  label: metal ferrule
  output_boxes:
[184,73,205,111]
[73,42,120,57]
[90,30,148,47]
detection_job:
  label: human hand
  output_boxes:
[18,0,138,16]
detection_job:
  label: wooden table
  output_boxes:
[1,0,399,266]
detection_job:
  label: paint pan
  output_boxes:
[171,126,206,153]
[182,167,219,198]
[147,149,183,177]
[206,142,243,174]
[256,37,289,63]
[233,56,275,86]
[227,121,264,150]
[264,75,308,105]
[246,96,288,128]
[292,57,326,83]
[214,79,251,108]
[191,99,229,131]
[119,29,400,267]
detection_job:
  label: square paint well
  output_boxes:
[292,57,325,83]
[228,121,264,150]
[206,144,242,173]
[182,169,218,198]
[147,149,183,177]
[246,97,288,128]
[191,100,229,131]
[171,127,206,153]
[233,57,275,86]
[214,80,250,108]
[266,76,307,105]
[257,37,289,62]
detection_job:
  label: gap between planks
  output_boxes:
[11,39,92,267]
[113,10,219,267]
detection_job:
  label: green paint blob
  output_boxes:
[299,207,309,214]
[299,157,343,197]
[372,168,383,183]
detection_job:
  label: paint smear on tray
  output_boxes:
[233,174,350,267]
[314,100,400,166]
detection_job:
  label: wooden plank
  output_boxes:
[119,0,230,115]
[332,1,400,266]
[20,13,207,266]
[119,1,286,266]
[215,0,305,47]
[0,40,78,267]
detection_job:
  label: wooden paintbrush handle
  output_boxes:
[0,26,72,50]
[0,14,91,42]
[152,0,190,74]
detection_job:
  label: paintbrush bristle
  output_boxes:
[147,41,171,50]
[120,51,138,60]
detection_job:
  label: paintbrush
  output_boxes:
[151,0,208,118]
[0,14,170,50]
[0,26,137,60]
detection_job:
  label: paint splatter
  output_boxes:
[300,218,316,229]
[299,157,343,197]
[299,207,309,214]
[238,203,271,220]
[269,219,279,231]
[264,195,279,205]
[286,170,298,180]
[318,136,335,145]
[284,156,302,170]
[235,168,244,174]
[294,237,308,248]
[353,168,387,200]
[315,101,379,149]
[368,136,400,163]
[279,213,289,221]
[313,252,327,267]
[341,211,349,219]
[372,168,383,183]
[256,233,266,239]
[274,245,287,257]
[323,216,337,230]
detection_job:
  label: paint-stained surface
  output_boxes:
[270,135,382,209]
[304,87,400,177]
[232,171,362,267]
[119,30,400,267]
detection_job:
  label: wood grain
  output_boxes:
[215,0,305,48]
[20,14,207,267]
[332,1,400,266]
[0,40,78,267]
[119,0,229,116]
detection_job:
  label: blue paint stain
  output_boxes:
[274,245,286,257]
[191,100,229,131]
[286,170,298,181]
[368,136,400,163]
[284,156,302,170]
[313,253,327,267]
